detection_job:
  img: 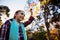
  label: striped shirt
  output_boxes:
[0,16,34,40]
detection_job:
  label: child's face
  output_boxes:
[16,11,25,21]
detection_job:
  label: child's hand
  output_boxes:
[29,9,33,16]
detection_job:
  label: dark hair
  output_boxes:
[15,10,23,14]
[14,10,24,18]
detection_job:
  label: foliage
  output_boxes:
[27,30,47,40]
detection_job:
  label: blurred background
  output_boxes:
[0,0,60,40]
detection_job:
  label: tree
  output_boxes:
[0,5,10,26]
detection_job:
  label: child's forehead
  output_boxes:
[19,11,24,13]
[18,11,24,14]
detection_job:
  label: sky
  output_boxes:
[0,0,27,18]
[0,0,34,30]
[0,0,41,31]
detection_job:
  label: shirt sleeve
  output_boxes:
[0,20,10,40]
[24,16,34,27]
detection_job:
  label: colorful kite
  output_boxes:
[26,0,40,16]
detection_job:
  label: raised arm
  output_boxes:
[24,9,34,27]
[24,16,34,27]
